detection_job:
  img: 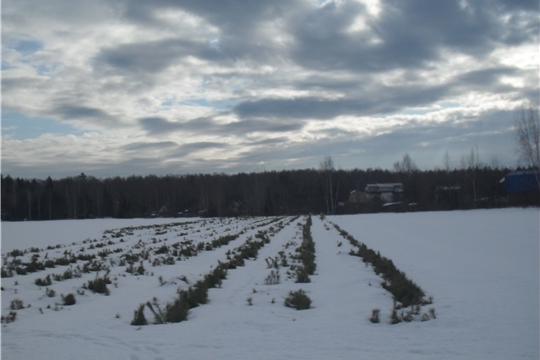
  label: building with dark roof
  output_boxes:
[504,170,540,206]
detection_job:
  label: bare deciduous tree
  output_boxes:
[443,151,451,173]
[515,106,540,177]
[320,156,339,215]
[461,145,481,203]
[393,153,418,173]
[442,151,452,185]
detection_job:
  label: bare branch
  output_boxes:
[515,106,540,171]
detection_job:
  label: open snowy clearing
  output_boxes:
[1,208,539,359]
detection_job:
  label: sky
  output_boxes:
[1,0,538,179]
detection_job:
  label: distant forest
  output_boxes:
[1,163,513,221]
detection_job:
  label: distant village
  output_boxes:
[345,169,538,213]
[2,165,538,221]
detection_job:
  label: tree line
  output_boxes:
[1,160,512,221]
[3,106,538,221]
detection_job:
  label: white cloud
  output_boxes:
[1,0,537,177]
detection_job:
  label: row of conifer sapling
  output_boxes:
[125,217,289,272]
[1,288,78,324]
[0,217,245,279]
[1,247,122,278]
[1,217,214,267]
[30,231,243,319]
[1,298,27,324]
[288,216,316,284]
[3,229,244,324]
[131,229,277,326]
[132,216,300,325]
[260,216,314,310]
[285,216,315,309]
[1,218,279,324]
[2,217,291,326]
[330,222,435,324]
[247,288,312,311]
[121,216,289,275]
[122,218,276,284]
[1,216,284,280]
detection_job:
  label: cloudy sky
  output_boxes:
[2,0,538,178]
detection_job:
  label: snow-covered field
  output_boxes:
[1,209,538,359]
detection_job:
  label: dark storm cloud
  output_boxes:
[122,141,179,151]
[2,0,537,178]
[54,105,115,120]
[497,0,538,11]
[248,137,289,146]
[457,67,517,87]
[122,0,290,39]
[521,88,540,106]
[353,109,518,168]
[233,98,349,120]
[115,0,293,66]
[378,109,515,151]
[97,0,537,123]
[233,83,450,120]
[139,116,215,134]
[2,77,42,91]
[51,105,121,128]
[140,115,304,136]
[177,141,229,153]
[139,117,179,134]
[289,0,537,72]
[230,108,517,171]
[231,61,532,121]
[95,38,223,74]
[225,119,304,133]
[118,0,536,71]
[121,141,230,168]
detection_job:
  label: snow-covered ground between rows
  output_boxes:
[1,208,539,360]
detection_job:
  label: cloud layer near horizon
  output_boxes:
[2,0,538,178]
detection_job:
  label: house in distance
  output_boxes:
[364,183,404,202]
[347,183,405,213]
[504,170,540,206]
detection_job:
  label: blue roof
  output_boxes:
[506,170,540,177]
[505,170,540,193]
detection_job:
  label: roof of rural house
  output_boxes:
[158,205,169,213]
[365,183,404,192]
[505,170,540,193]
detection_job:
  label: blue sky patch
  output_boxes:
[2,61,12,70]
[35,62,62,75]
[2,111,82,140]
[439,102,460,109]
[188,98,239,110]
[14,40,43,55]
[402,108,433,115]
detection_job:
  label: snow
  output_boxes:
[1,209,539,359]
[0,218,178,253]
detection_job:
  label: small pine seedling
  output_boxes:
[370,308,380,323]
[45,287,56,297]
[62,293,76,306]
[131,303,148,326]
[10,298,24,310]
